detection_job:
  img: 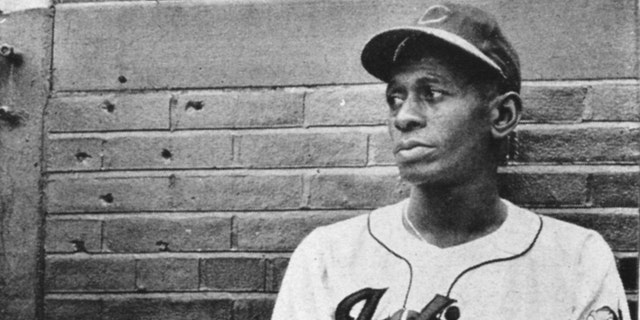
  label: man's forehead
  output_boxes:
[388,56,469,88]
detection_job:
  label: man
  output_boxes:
[272,3,630,320]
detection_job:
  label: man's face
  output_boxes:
[386,54,495,187]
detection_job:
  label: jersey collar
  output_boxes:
[367,198,543,265]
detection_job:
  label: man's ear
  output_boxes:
[489,92,522,139]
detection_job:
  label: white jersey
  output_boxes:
[272,199,630,320]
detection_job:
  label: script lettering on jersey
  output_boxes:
[336,289,457,320]
[586,306,622,320]
[335,288,388,320]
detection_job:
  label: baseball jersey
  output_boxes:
[271,199,630,320]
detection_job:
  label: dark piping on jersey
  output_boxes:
[351,212,545,319]
[445,216,544,297]
[367,214,415,309]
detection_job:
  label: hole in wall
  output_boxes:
[75,152,92,162]
[161,149,172,160]
[100,100,115,113]
[185,100,204,111]
[0,105,25,127]
[117,75,127,83]
[156,240,170,252]
[99,193,114,204]
[70,239,87,253]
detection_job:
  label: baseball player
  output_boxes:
[271,3,631,320]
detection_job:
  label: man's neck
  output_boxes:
[405,174,506,248]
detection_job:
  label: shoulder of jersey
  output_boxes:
[531,208,609,253]
[309,200,405,243]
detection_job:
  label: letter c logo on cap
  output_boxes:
[417,4,451,25]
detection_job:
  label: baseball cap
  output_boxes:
[361,2,521,93]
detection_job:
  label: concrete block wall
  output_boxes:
[43,0,638,319]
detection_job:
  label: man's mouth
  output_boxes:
[394,140,436,161]
[393,140,434,153]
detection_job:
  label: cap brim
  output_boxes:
[361,26,505,82]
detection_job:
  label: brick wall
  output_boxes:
[43,0,638,319]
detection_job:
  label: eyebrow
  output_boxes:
[415,75,445,87]
[385,81,405,98]
[387,74,450,93]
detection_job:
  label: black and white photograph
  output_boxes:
[0,0,637,319]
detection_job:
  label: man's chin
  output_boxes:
[397,166,442,186]
[396,162,467,188]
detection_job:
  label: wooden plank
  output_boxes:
[0,8,52,320]
[53,0,637,91]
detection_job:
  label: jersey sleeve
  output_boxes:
[574,232,631,320]
[271,228,334,320]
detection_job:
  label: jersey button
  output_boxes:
[443,305,460,320]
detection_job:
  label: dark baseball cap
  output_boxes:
[361,2,521,93]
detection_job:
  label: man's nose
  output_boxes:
[393,99,426,132]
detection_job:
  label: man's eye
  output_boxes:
[421,88,444,101]
[387,96,404,110]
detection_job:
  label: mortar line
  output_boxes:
[44,291,278,300]
[44,120,640,138]
[169,94,177,132]
[230,135,237,165]
[51,78,640,95]
[263,258,269,293]
[46,124,387,137]
[197,256,202,292]
[584,173,595,207]
[37,6,58,320]
[300,174,311,209]
[133,258,139,291]
[45,251,294,260]
[230,215,238,250]
[100,220,105,253]
[302,91,309,128]
[42,163,638,178]
[365,134,371,166]
[44,207,637,220]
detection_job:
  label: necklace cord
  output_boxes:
[404,205,427,242]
